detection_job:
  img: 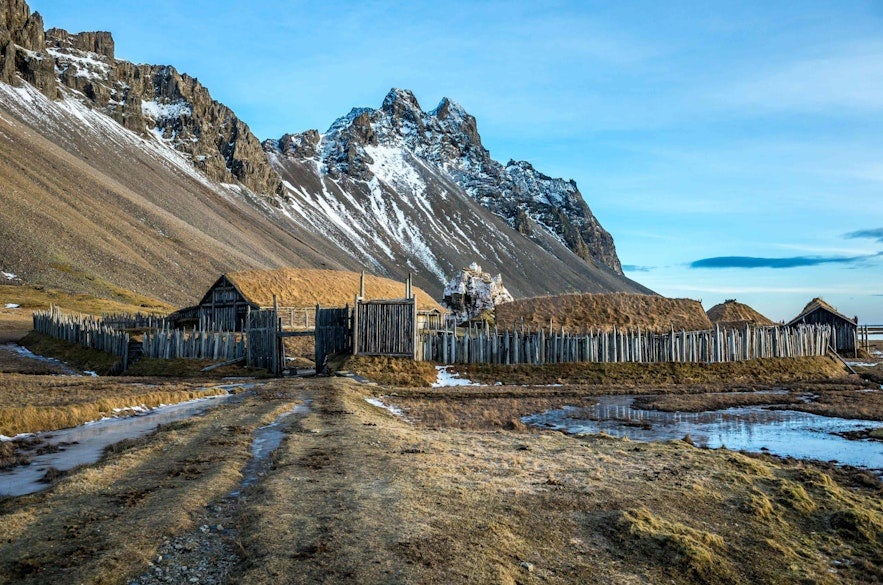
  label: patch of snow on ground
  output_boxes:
[432,365,478,387]
[845,361,879,367]
[2,271,18,280]
[4,303,19,309]
[365,397,406,418]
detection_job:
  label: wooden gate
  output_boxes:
[246,309,281,374]
[315,306,352,372]
[353,299,417,358]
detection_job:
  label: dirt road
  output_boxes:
[1,377,881,585]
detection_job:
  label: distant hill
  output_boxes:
[0,0,651,307]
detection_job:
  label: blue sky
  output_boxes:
[31,0,883,323]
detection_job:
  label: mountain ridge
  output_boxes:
[0,0,652,306]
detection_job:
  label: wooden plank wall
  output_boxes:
[315,306,351,371]
[246,309,280,374]
[354,299,416,358]
[420,324,832,365]
[141,326,245,361]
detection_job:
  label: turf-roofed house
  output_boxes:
[787,297,859,354]
[175,268,442,331]
[706,299,775,329]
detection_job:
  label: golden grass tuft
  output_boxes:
[829,507,883,542]
[341,355,439,387]
[614,506,733,582]
[775,479,817,514]
[495,292,712,333]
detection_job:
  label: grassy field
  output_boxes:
[0,285,173,344]
[0,375,230,438]
[0,377,880,584]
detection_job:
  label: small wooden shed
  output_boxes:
[786,298,857,353]
[188,268,443,331]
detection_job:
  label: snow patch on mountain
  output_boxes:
[141,99,192,121]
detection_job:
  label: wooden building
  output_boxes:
[183,268,444,331]
[786,297,857,353]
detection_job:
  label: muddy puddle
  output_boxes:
[0,393,241,497]
[524,394,883,474]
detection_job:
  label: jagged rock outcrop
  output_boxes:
[271,88,623,273]
[0,0,280,196]
[0,0,54,97]
[443,263,514,324]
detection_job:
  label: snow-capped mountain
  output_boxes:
[270,88,622,274]
[0,0,651,304]
[263,89,648,297]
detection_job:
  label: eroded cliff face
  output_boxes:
[270,88,624,274]
[0,0,280,197]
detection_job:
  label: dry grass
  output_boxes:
[0,284,173,315]
[231,380,883,585]
[0,387,300,585]
[632,391,805,412]
[339,355,439,387]
[706,299,775,328]
[227,268,443,311]
[777,388,883,421]
[385,394,598,430]
[1,378,881,584]
[0,374,231,436]
[17,331,121,375]
[450,356,849,388]
[122,358,271,378]
[495,292,712,332]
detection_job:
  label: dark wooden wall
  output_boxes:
[791,308,856,351]
[197,276,254,331]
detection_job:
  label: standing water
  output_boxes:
[523,394,883,474]
[0,393,239,497]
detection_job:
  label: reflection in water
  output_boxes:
[523,395,883,474]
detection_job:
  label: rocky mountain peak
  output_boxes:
[0,0,281,197]
[46,27,114,60]
[381,87,422,115]
[271,88,624,274]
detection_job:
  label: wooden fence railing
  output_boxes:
[33,307,130,367]
[419,324,832,365]
[141,326,245,361]
[101,312,169,330]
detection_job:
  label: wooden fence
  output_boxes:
[141,326,245,361]
[315,306,351,371]
[33,307,131,367]
[353,298,417,358]
[419,324,832,365]
[246,309,281,373]
[101,312,169,330]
